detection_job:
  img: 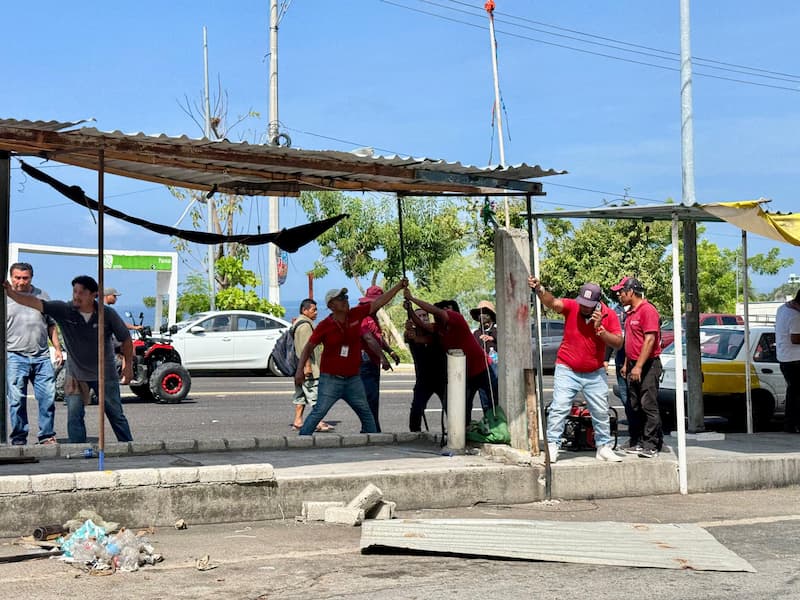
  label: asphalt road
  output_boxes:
[40,371,614,444]
[1,487,798,599]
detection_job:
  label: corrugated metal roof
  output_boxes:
[360,518,755,572]
[0,118,565,197]
[525,202,724,223]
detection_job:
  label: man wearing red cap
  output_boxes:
[528,275,624,463]
[294,279,407,436]
[358,285,401,432]
[611,276,663,458]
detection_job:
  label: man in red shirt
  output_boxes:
[528,275,623,463]
[403,292,498,425]
[612,276,663,458]
[294,280,406,436]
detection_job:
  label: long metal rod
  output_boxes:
[0,151,10,442]
[397,194,406,277]
[671,215,687,494]
[485,2,509,227]
[742,230,753,434]
[97,149,106,470]
[203,26,216,310]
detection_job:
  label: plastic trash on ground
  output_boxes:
[57,519,163,573]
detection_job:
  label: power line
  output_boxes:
[442,0,800,80]
[380,0,800,93]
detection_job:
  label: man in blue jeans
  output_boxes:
[294,279,407,436]
[5,262,63,445]
[529,275,624,463]
[3,275,134,443]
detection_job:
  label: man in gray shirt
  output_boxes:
[3,274,133,443]
[5,262,63,445]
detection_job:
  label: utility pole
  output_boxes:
[203,26,216,310]
[267,0,281,305]
[485,0,509,228]
[679,0,704,432]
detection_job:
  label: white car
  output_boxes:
[659,325,785,430]
[168,310,291,372]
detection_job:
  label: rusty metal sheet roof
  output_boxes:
[0,118,564,197]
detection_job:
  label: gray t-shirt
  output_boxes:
[6,285,54,357]
[42,300,130,380]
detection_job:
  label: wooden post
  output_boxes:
[494,228,534,450]
[524,368,539,455]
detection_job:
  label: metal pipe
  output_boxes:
[203,26,216,311]
[397,193,407,277]
[0,151,10,443]
[742,230,753,434]
[485,1,509,227]
[671,215,688,494]
[97,148,106,471]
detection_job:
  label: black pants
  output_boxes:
[627,358,663,451]
[466,368,499,425]
[780,360,800,429]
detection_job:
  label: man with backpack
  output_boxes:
[290,299,333,432]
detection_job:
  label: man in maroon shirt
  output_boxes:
[403,291,498,425]
[529,275,624,463]
[612,276,663,458]
[294,280,406,435]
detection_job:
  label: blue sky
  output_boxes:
[4,0,800,319]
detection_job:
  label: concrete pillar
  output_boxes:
[446,350,466,452]
[494,228,534,450]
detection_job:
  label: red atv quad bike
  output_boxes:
[126,312,191,404]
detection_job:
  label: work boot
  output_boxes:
[596,444,623,462]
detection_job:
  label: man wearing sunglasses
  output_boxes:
[294,279,408,435]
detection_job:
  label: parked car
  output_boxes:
[169,310,291,372]
[660,313,744,348]
[658,325,785,431]
[531,318,565,373]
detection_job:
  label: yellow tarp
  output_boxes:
[701,200,800,246]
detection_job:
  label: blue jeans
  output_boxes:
[360,358,382,432]
[65,378,133,444]
[6,353,56,444]
[547,364,613,448]
[299,373,377,435]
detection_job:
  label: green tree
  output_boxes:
[538,216,674,315]
[299,191,468,293]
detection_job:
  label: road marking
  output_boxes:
[696,514,800,528]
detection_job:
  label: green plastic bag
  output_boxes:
[466,405,511,444]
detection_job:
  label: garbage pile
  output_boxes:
[57,517,163,572]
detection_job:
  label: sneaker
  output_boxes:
[596,445,623,462]
[547,442,559,463]
[10,440,26,446]
[38,437,57,445]
[624,444,643,455]
[638,447,658,459]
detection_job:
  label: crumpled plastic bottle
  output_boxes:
[117,545,141,572]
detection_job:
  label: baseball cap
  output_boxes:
[611,276,645,293]
[324,287,348,306]
[103,287,121,297]
[359,285,384,303]
[575,283,602,308]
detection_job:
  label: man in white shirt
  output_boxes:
[775,290,800,434]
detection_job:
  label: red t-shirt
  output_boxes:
[360,312,384,366]
[310,303,371,377]
[624,300,661,361]
[437,310,489,378]
[555,298,622,373]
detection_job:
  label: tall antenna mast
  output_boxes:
[485,0,509,227]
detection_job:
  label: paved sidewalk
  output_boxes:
[0,430,798,537]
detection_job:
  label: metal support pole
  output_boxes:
[97,149,106,470]
[671,216,688,494]
[742,231,753,434]
[0,151,10,443]
[267,0,281,305]
[397,194,407,277]
[203,26,216,310]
